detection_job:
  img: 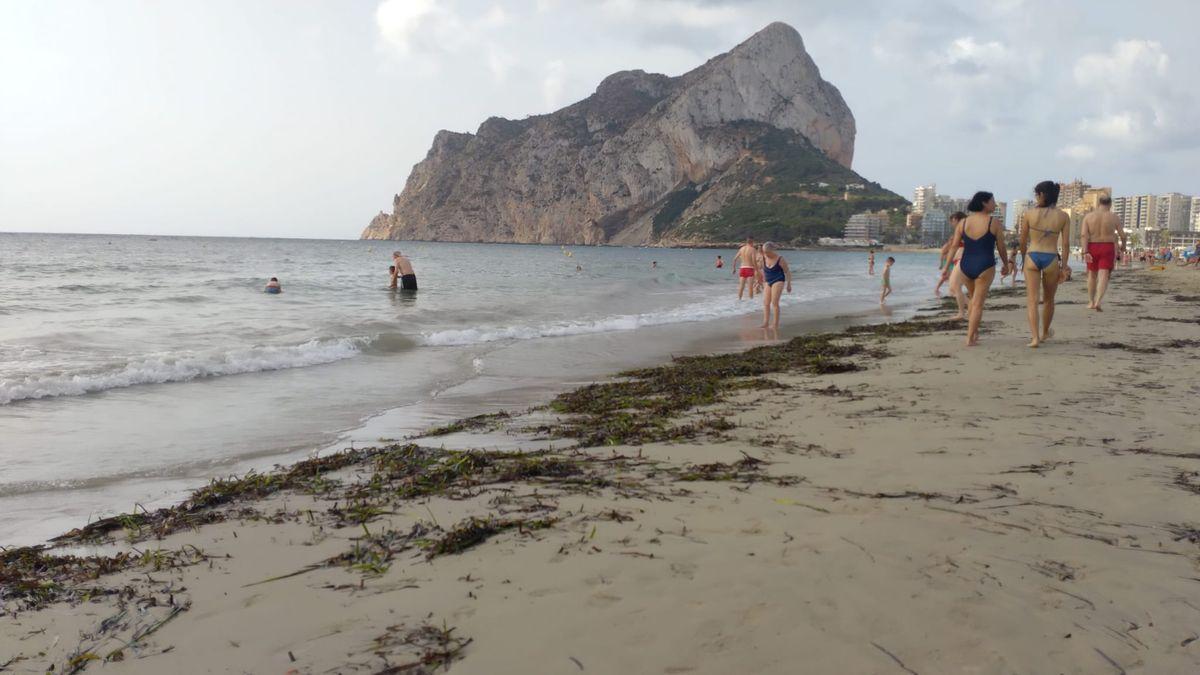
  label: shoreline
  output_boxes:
[3,266,1199,673]
[0,280,930,549]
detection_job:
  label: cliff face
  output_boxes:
[363,22,902,245]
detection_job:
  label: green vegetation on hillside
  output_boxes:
[661,123,909,245]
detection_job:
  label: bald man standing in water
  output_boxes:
[1080,195,1126,311]
[733,236,759,300]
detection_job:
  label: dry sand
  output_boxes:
[2,266,1199,674]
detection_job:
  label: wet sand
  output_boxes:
[2,265,1199,674]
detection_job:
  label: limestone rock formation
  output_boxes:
[362,22,905,245]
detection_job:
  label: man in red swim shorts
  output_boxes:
[1080,195,1127,311]
[733,236,760,300]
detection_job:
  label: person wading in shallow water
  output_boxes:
[1018,181,1070,348]
[759,242,793,329]
[390,251,417,291]
[733,236,759,300]
[945,191,1012,347]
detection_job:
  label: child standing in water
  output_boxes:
[880,257,894,304]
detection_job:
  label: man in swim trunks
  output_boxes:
[733,236,759,300]
[391,251,418,291]
[1080,195,1126,311]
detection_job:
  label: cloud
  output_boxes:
[487,45,516,82]
[542,59,565,109]
[1058,144,1096,160]
[1065,39,1197,152]
[376,1,516,81]
[1074,39,1168,86]
[375,0,464,55]
[1076,112,1137,141]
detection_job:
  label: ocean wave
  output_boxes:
[0,338,370,405]
[420,294,803,346]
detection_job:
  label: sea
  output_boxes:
[0,233,939,546]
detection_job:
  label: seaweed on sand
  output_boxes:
[1094,342,1162,355]
[674,452,802,486]
[423,516,556,559]
[1140,315,1200,325]
[0,545,208,613]
[52,445,411,545]
[372,622,472,674]
[367,448,587,501]
[421,411,512,438]
[1174,471,1200,496]
[545,334,880,446]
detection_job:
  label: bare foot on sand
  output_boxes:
[1041,328,1054,342]
[1094,305,1103,312]
[1027,339,1039,348]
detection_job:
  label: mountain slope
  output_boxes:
[362,22,906,245]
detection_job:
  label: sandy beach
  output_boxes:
[3,265,1199,674]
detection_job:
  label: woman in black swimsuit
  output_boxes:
[944,191,1012,346]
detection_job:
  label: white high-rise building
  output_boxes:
[993,201,1008,230]
[1121,195,1157,232]
[1191,197,1200,231]
[913,184,937,214]
[1155,193,1193,232]
[844,211,888,241]
[1010,199,1034,230]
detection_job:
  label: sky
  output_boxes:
[2,0,1198,238]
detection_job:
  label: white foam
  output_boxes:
[420,294,807,347]
[0,338,366,405]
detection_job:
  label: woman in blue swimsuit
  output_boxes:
[759,242,792,329]
[1018,180,1071,348]
[945,191,1012,347]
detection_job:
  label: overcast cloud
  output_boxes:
[2,0,1197,237]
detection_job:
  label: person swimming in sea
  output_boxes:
[715,255,724,269]
[265,277,282,294]
[759,242,792,329]
[945,191,1012,347]
[1018,181,1070,348]
[390,251,417,291]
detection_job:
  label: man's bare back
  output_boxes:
[1082,210,1122,244]
[735,244,756,269]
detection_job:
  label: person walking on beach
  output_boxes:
[945,192,1012,347]
[391,251,417,291]
[733,236,759,300]
[1080,195,1126,311]
[935,212,969,319]
[880,256,894,304]
[1018,181,1071,348]
[759,242,792,329]
[868,250,876,276]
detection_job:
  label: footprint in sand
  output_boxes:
[670,562,697,580]
[587,591,622,607]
